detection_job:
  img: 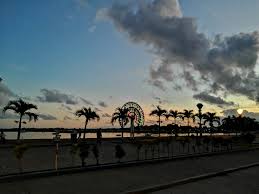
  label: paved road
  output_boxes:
[1,150,259,194]
[153,166,259,194]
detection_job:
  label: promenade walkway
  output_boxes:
[1,149,259,194]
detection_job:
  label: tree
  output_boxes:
[181,109,194,136]
[222,116,234,133]
[149,106,167,137]
[115,144,126,162]
[92,144,100,165]
[14,143,28,173]
[203,112,220,135]
[79,143,89,167]
[165,110,181,125]
[70,143,79,166]
[111,107,129,139]
[75,107,100,140]
[3,99,38,140]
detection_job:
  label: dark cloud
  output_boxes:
[61,104,72,111]
[94,107,102,112]
[64,115,73,120]
[37,89,78,105]
[39,113,57,120]
[102,113,111,118]
[102,0,259,102]
[98,101,108,108]
[0,111,19,119]
[148,79,166,91]
[193,92,235,107]
[153,97,168,105]
[0,79,16,106]
[0,110,56,121]
[80,97,94,106]
[222,109,259,121]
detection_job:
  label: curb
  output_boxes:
[124,162,259,194]
[0,147,258,183]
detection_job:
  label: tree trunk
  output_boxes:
[158,116,161,137]
[121,124,124,139]
[17,115,22,140]
[187,118,190,136]
[83,119,88,140]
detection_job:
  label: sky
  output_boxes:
[1,0,259,129]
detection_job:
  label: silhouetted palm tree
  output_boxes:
[75,107,100,140]
[111,107,129,138]
[149,106,167,137]
[203,112,220,135]
[3,99,38,140]
[165,110,181,125]
[222,116,234,133]
[181,109,194,136]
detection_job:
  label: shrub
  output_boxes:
[14,143,28,173]
[242,133,256,144]
[79,143,89,167]
[92,144,100,165]
[115,144,125,162]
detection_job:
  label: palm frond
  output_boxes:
[25,112,39,122]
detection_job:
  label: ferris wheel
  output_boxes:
[121,102,145,127]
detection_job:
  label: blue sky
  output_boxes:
[1,0,259,128]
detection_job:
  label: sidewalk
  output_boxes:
[1,150,259,194]
[152,166,259,194]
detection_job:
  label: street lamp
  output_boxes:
[53,130,61,171]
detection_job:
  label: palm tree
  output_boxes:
[75,107,100,140]
[203,112,220,135]
[222,116,234,134]
[149,106,167,137]
[181,109,194,136]
[111,107,129,138]
[3,99,38,140]
[165,110,181,125]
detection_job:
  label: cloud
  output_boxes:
[39,113,57,120]
[222,109,259,121]
[64,115,73,120]
[101,0,259,102]
[102,113,111,118]
[0,79,16,106]
[148,79,166,91]
[98,101,108,108]
[0,111,19,119]
[193,92,235,107]
[37,89,78,105]
[0,110,56,121]
[94,107,102,112]
[88,25,96,33]
[61,104,72,111]
[80,97,94,106]
[153,97,168,105]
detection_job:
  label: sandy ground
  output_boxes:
[0,138,243,175]
[153,166,259,194]
[0,150,259,194]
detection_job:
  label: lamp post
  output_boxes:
[53,130,61,172]
[196,103,203,137]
